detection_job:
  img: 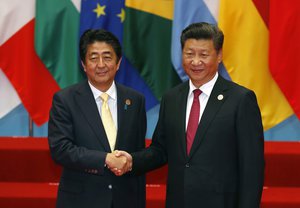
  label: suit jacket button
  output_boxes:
[108,184,113,189]
[185,163,190,168]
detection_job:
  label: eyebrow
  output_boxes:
[89,51,112,57]
[89,52,99,57]
[102,51,112,56]
[184,48,210,52]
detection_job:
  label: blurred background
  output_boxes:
[1,0,300,141]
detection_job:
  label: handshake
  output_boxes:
[105,150,132,176]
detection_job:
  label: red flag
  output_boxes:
[0,16,59,125]
[269,0,300,119]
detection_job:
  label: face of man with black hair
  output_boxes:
[182,38,222,88]
[82,41,121,92]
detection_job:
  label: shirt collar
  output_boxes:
[188,72,218,97]
[88,81,117,101]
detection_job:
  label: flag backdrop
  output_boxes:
[0,0,300,140]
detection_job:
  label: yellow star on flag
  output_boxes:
[117,8,125,23]
[93,3,106,18]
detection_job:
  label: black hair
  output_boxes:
[180,22,224,52]
[79,29,122,63]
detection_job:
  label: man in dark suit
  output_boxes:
[48,29,146,208]
[116,22,264,208]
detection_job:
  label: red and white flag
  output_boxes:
[0,0,59,125]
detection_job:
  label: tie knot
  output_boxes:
[100,93,109,102]
[193,89,202,98]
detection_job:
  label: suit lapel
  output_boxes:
[177,82,190,159]
[74,81,111,152]
[188,76,229,158]
[115,84,126,150]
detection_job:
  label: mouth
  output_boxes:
[191,68,204,73]
[96,70,108,76]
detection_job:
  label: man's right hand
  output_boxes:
[105,151,132,176]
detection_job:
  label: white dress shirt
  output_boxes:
[185,73,218,130]
[88,81,118,130]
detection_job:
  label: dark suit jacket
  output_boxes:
[132,75,264,208]
[48,80,146,208]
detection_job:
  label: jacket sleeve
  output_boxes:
[131,96,168,174]
[48,92,107,174]
[236,90,265,208]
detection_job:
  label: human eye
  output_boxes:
[90,56,99,63]
[103,55,112,61]
[184,51,194,58]
[88,52,99,61]
[201,53,209,58]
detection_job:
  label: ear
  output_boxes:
[217,49,223,64]
[116,57,122,71]
[81,60,86,72]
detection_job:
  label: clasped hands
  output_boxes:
[105,150,132,176]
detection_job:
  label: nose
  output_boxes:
[191,58,203,65]
[96,57,105,67]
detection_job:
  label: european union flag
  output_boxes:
[79,0,158,111]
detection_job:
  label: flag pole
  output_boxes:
[29,117,33,137]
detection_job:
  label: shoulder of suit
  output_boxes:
[221,77,255,96]
[54,80,87,97]
[116,83,145,99]
[163,81,188,97]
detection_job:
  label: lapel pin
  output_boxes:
[217,94,224,101]
[124,99,131,110]
[125,99,131,105]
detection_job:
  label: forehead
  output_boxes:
[183,39,215,51]
[86,41,115,55]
